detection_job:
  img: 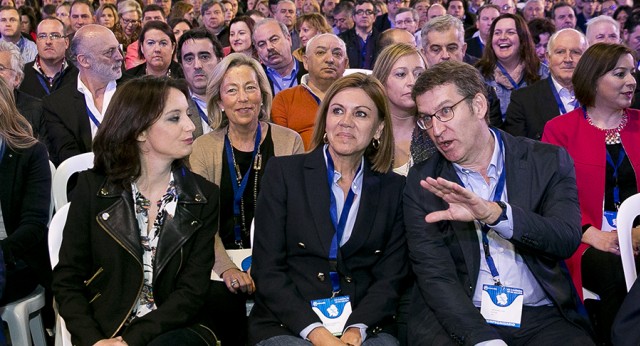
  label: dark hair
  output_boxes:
[169,17,192,31]
[138,20,176,57]
[412,60,489,122]
[177,27,224,63]
[143,3,165,17]
[446,0,467,12]
[614,5,632,23]
[70,0,91,13]
[230,14,255,32]
[624,17,640,34]
[311,73,395,173]
[333,1,353,16]
[353,0,375,15]
[573,43,634,108]
[42,4,57,17]
[18,6,36,33]
[168,0,193,22]
[200,0,222,16]
[476,3,499,18]
[245,9,265,18]
[551,1,573,19]
[476,13,541,85]
[527,17,555,45]
[93,76,190,186]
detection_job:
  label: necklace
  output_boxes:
[586,109,628,145]
[226,125,262,248]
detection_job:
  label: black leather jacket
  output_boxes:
[52,165,219,346]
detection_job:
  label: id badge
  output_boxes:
[480,285,523,328]
[310,295,352,336]
[602,211,617,232]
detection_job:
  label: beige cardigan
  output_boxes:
[189,121,305,276]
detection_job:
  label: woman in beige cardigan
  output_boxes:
[189,53,304,345]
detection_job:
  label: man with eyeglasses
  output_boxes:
[44,24,123,166]
[0,6,37,63]
[177,28,223,138]
[338,0,380,69]
[374,0,408,32]
[404,60,595,346]
[490,0,516,14]
[68,0,94,34]
[332,1,354,34]
[395,7,419,34]
[20,17,78,98]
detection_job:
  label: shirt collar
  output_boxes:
[322,144,365,195]
[550,75,574,98]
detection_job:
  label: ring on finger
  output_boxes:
[231,279,239,287]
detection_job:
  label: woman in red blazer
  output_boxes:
[543,43,640,345]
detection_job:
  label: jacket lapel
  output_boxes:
[304,148,335,255]
[74,89,93,152]
[501,130,530,211]
[96,183,143,263]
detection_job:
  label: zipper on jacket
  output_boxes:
[84,267,103,286]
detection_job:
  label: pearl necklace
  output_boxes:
[586,109,628,145]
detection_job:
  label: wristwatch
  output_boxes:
[487,201,508,226]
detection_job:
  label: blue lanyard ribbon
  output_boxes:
[267,60,298,93]
[0,139,5,166]
[195,103,208,125]
[36,67,66,95]
[606,146,626,208]
[496,62,524,90]
[224,124,262,247]
[459,129,506,285]
[326,146,360,295]
[86,106,101,128]
[548,77,568,115]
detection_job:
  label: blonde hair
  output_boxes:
[0,78,36,150]
[372,43,425,89]
[206,53,272,129]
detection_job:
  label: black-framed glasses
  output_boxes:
[417,96,470,130]
[355,9,375,16]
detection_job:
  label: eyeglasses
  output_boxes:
[36,33,65,40]
[395,19,415,25]
[355,9,375,16]
[417,96,470,130]
[121,18,141,26]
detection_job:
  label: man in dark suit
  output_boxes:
[253,18,306,96]
[373,0,409,32]
[465,4,500,59]
[405,61,594,345]
[177,28,224,139]
[0,41,46,142]
[339,0,381,69]
[504,29,588,140]
[19,18,78,99]
[44,24,123,166]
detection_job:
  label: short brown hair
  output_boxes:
[573,43,634,108]
[310,73,394,173]
[93,76,190,187]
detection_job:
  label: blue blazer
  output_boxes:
[248,147,409,344]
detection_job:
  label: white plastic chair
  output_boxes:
[617,193,640,291]
[0,285,47,346]
[342,68,372,76]
[48,203,73,346]
[52,153,94,211]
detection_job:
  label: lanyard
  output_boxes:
[36,68,66,96]
[86,106,101,128]
[0,139,5,166]
[496,62,524,90]
[195,102,208,125]
[548,77,568,115]
[326,146,360,295]
[224,123,262,247]
[459,129,506,286]
[267,60,298,93]
[305,86,321,105]
[606,146,626,208]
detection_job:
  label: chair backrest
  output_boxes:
[617,193,640,291]
[48,203,70,268]
[48,161,56,224]
[52,153,94,211]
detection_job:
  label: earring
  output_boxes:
[323,133,329,144]
[372,138,380,149]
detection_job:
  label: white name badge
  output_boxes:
[310,295,352,336]
[602,211,617,233]
[481,285,523,328]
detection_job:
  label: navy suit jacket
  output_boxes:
[248,148,409,344]
[404,129,591,345]
[465,36,484,59]
[503,77,563,140]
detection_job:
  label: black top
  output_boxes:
[220,124,275,248]
[605,143,637,212]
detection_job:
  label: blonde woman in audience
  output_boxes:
[95,3,118,31]
[115,0,142,49]
[373,43,435,176]
[189,53,303,345]
[293,13,331,61]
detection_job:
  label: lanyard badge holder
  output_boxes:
[472,130,524,328]
[602,147,626,232]
[310,147,358,336]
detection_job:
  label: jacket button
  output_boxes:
[194,194,203,202]
[345,276,352,283]
[191,220,198,226]
[317,273,325,281]
[101,213,109,220]
[100,188,108,196]
[297,242,306,249]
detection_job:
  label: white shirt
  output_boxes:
[551,75,578,114]
[77,75,117,138]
